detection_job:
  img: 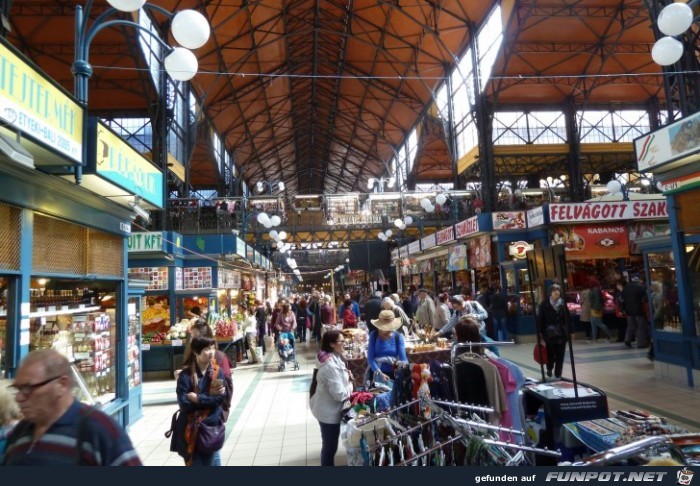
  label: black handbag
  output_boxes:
[165,409,188,458]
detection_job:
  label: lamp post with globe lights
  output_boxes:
[651,1,698,67]
[72,0,210,184]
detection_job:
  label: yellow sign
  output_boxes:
[96,121,164,208]
[0,41,83,163]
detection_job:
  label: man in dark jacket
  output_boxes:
[363,291,383,334]
[254,300,267,354]
[621,277,650,348]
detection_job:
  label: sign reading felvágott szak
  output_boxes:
[548,200,667,223]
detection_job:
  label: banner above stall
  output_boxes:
[0,38,83,166]
[527,206,545,227]
[635,111,700,174]
[548,200,667,223]
[421,233,436,251]
[492,211,527,231]
[436,226,455,245]
[75,120,164,209]
[549,223,629,260]
[628,222,671,255]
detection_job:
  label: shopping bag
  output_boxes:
[533,342,548,365]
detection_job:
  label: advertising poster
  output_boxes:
[447,244,469,271]
[469,235,492,268]
[628,222,671,255]
[492,211,527,231]
[550,224,629,260]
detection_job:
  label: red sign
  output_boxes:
[550,224,629,260]
[436,226,455,245]
[455,216,479,238]
[549,200,667,223]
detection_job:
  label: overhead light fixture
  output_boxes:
[0,132,34,168]
[278,181,285,191]
[129,199,151,222]
[256,181,264,193]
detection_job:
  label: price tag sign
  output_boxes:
[142,343,151,351]
[172,339,183,347]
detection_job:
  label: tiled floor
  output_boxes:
[128,338,700,466]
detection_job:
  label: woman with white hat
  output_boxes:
[367,310,408,382]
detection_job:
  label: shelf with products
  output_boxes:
[30,308,116,404]
[127,296,142,389]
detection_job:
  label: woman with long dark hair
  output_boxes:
[537,284,571,379]
[176,335,227,466]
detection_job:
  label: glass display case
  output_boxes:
[645,250,680,333]
[688,242,700,337]
[27,278,117,405]
[505,266,537,317]
[127,297,142,389]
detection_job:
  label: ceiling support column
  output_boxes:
[565,98,585,203]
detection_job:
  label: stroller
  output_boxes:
[277,331,300,371]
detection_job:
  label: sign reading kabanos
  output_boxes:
[549,200,667,223]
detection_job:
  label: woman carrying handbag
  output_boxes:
[176,335,227,466]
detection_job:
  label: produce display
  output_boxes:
[214,314,238,339]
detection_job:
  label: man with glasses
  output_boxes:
[2,349,141,466]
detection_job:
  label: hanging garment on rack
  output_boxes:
[493,357,527,443]
[454,354,507,425]
[428,361,454,401]
[487,357,517,435]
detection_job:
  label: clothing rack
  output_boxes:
[355,399,421,427]
[450,340,515,363]
[429,398,495,414]
[429,397,561,459]
[396,436,463,466]
[368,415,442,451]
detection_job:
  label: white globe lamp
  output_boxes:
[107,0,146,12]
[171,10,211,50]
[606,180,622,195]
[164,47,198,81]
[404,216,413,225]
[436,193,447,205]
[652,36,684,66]
[270,215,281,227]
[658,2,694,37]
[394,218,403,228]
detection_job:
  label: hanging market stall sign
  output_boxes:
[408,240,421,255]
[127,231,163,252]
[455,216,480,239]
[548,200,667,223]
[391,248,400,261]
[447,244,469,271]
[658,170,700,195]
[0,39,82,165]
[421,233,436,251]
[628,222,671,255]
[527,206,545,227]
[74,120,164,209]
[436,226,455,245]
[549,224,629,260]
[492,211,527,231]
[469,235,492,268]
[635,111,700,174]
[508,241,534,260]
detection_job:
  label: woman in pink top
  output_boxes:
[275,303,297,333]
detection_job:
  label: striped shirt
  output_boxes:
[2,400,142,466]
